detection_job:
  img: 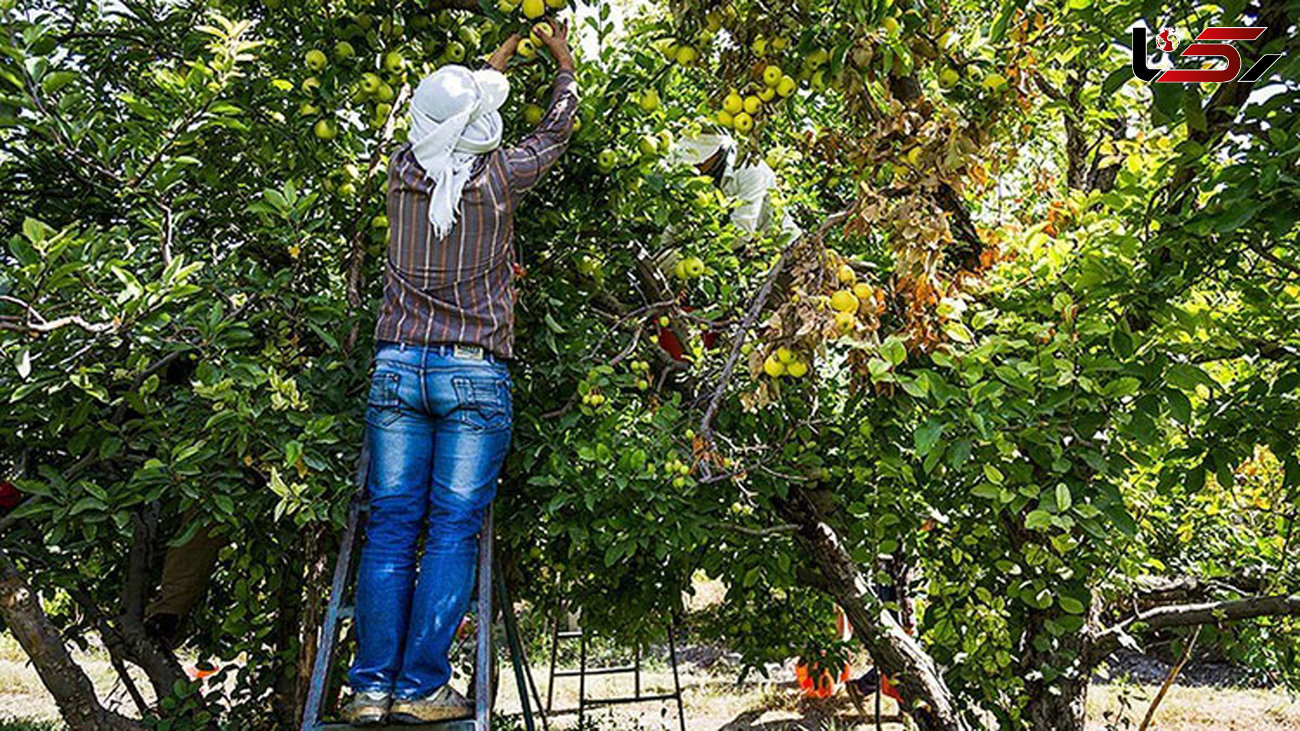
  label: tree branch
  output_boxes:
[776,486,972,731]
[1090,594,1300,666]
[0,551,146,731]
[697,207,853,452]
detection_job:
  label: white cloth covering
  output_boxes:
[408,65,511,238]
[669,133,800,237]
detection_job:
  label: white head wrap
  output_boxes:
[408,65,511,238]
[668,133,736,173]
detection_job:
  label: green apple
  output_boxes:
[445,41,466,62]
[313,118,337,140]
[639,89,660,112]
[304,49,327,71]
[383,50,405,73]
[360,73,382,95]
[333,41,355,61]
[597,148,618,171]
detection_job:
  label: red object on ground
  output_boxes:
[881,672,904,702]
[795,660,850,699]
[0,481,21,511]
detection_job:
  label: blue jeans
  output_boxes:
[348,342,513,700]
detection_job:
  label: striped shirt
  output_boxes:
[374,69,579,359]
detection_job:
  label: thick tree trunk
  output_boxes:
[0,552,146,731]
[1025,678,1087,731]
[778,487,972,731]
[1022,618,1090,731]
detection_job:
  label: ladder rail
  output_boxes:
[303,497,537,731]
[474,505,493,731]
[302,493,364,729]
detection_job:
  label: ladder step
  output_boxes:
[317,722,474,731]
[552,665,638,678]
[555,630,583,639]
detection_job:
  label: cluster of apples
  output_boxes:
[595,129,673,173]
[827,262,886,334]
[762,346,810,378]
[499,0,566,21]
[663,456,693,488]
[299,9,501,145]
[630,359,652,391]
[715,63,798,135]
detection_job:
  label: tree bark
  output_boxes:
[0,551,147,731]
[1090,594,1300,666]
[1021,608,1092,731]
[777,487,972,731]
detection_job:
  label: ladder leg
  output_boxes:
[301,496,364,731]
[545,606,560,715]
[578,630,587,730]
[495,563,536,731]
[476,505,494,731]
[668,621,686,731]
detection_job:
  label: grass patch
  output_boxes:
[0,718,64,731]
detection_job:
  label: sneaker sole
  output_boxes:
[341,712,387,726]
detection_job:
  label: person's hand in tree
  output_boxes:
[487,33,521,71]
[538,17,573,71]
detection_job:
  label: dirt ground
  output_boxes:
[3,634,1299,730]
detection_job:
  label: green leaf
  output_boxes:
[881,336,908,366]
[1058,595,1086,615]
[1055,483,1072,512]
[41,70,77,95]
[914,419,944,457]
[1024,510,1053,531]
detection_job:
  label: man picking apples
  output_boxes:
[343,19,577,726]
[671,132,801,238]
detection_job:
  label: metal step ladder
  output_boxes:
[544,618,687,731]
[301,451,545,731]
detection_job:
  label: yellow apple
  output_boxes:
[522,0,545,19]
[830,289,859,313]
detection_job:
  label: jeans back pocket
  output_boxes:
[451,375,512,432]
[366,371,402,428]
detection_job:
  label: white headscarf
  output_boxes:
[408,65,511,238]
